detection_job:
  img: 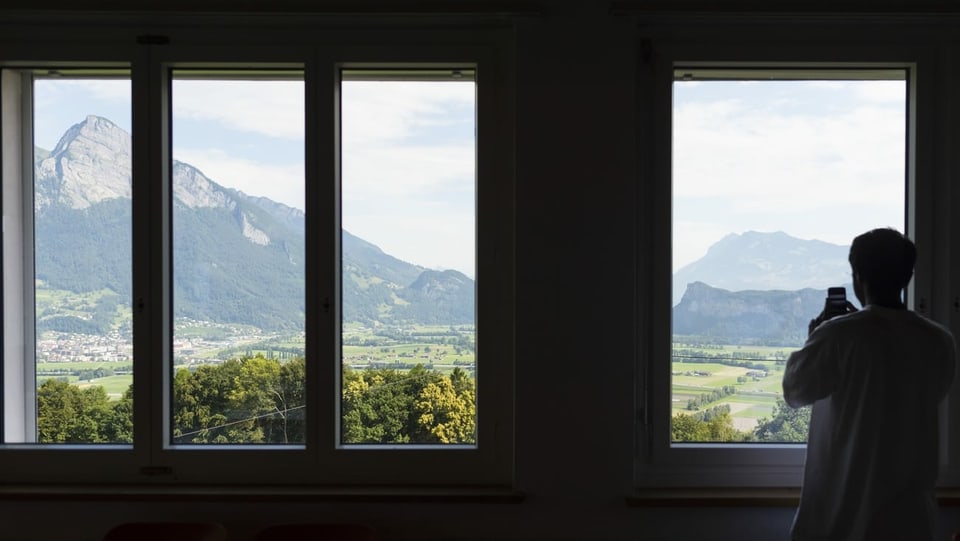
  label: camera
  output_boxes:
[824,286,848,318]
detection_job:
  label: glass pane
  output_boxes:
[171,73,305,445]
[32,75,133,444]
[340,72,477,445]
[671,72,906,443]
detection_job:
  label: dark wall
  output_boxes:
[0,1,958,540]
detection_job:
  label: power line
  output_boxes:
[174,404,305,441]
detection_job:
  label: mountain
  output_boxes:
[33,115,474,330]
[673,282,831,346]
[671,231,858,346]
[672,231,850,306]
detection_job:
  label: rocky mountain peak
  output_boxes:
[36,115,132,212]
[673,230,851,305]
[33,115,475,328]
[172,161,237,210]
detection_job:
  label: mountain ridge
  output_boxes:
[673,230,851,306]
[34,115,474,330]
[672,231,859,346]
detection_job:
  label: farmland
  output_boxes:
[672,342,795,433]
[35,321,476,400]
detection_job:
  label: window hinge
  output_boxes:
[140,466,174,476]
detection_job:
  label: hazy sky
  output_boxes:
[33,76,476,277]
[33,76,905,278]
[673,78,906,271]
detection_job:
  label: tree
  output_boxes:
[104,384,134,443]
[172,360,242,443]
[672,410,752,443]
[753,398,811,442]
[414,377,476,444]
[228,355,283,443]
[341,365,476,444]
[37,379,115,443]
[341,367,420,443]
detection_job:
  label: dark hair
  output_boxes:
[848,228,916,292]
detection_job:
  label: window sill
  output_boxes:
[0,484,525,503]
[627,488,960,507]
[628,487,800,507]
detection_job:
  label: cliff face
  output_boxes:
[33,115,475,329]
[672,281,845,346]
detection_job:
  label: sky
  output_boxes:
[33,76,904,278]
[673,78,906,271]
[33,75,476,277]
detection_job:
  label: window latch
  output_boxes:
[140,466,174,476]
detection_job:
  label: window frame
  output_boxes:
[635,29,950,488]
[0,22,515,488]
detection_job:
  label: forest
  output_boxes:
[36,355,476,445]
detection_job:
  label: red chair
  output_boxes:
[103,522,228,541]
[255,523,378,541]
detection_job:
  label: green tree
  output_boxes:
[671,411,752,443]
[228,355,282,443]
[341,364,476,444]
[342,366,419,443]
[37,379,114,443]
[104,384,134,443]
[753,398,811,442]
[414,377,476,444]
[172,359,241,443]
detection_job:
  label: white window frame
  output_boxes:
[634,26,956,489]
[0,20,515,488]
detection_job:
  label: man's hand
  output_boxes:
[808,301,858,336]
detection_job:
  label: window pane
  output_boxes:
[340,71,477,445]
[171,73,305,445]
[671,71,906,443]
[28,75,132,444]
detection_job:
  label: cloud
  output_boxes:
[672,80,906,269]
[342,143,474,197]
[37,78,130,102]
[174,148,305,211]
[339,80,476,274]
[341,80,475,146]
[172,80,304,140]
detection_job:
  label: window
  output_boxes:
[170,71,306,446]
[4,70,133,446]
[340,70,478,446]
[670,69,907,445]
[635,34,943,488]
[0,30,513,487]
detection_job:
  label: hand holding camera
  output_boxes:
[808,286,858,336]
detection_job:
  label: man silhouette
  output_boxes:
[783,228,956,541]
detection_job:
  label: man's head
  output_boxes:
[848,228,916,304]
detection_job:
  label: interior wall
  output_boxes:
[0,1,957,540]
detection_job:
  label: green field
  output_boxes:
[37,361,131,373]
[672,343,794,434]
[76,375,132,399]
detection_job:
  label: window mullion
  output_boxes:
[308,50,337,470]
[130,46,171,470]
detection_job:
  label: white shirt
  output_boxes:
[783,304,956,541]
